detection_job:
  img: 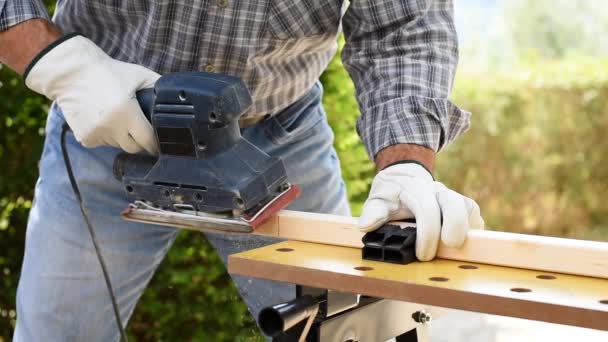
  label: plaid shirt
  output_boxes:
[0,0,470,158]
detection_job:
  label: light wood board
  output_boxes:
[228,240,608,331]
[254,210,608,280]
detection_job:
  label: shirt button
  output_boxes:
[217,0,228,8]
[204,64,216,73]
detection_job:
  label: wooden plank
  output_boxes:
[228,240,608,331]
[253,210,608,280]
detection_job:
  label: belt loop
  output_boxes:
[238,115,267,128]
[239,82,322,129]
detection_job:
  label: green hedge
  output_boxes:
[2,47,608,340]
[0,67,48,340]
[443,56,608,238]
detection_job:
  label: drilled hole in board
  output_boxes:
[275,248,293,252]
[599,300,608,305]
[458,265,478,270]
[536,275,557,280]
[354,266,374,271]
[429,277,450,282]
[511,288,532,293]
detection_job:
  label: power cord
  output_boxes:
[60,123,129,342]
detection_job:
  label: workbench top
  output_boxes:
[228,240,608,331]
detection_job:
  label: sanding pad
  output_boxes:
[242,184,301,229]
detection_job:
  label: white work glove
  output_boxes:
[358,163,484,261]
[24,34,160,154]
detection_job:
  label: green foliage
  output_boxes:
[0,65,47,337]
[442,57,608,238]
[321,38,374,215]
[128,232,264,341]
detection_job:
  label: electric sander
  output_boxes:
[113,72,300,233]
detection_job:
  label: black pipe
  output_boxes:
[258,295,319,337]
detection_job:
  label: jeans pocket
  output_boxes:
[264,84,326,145]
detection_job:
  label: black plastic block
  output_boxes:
[362,224,417,265]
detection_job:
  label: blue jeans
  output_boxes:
[14,83,350,341]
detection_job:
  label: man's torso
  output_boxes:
[54,0,346,117]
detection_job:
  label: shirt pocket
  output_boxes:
[265,0,345,40]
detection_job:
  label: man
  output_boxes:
[0,0,484,340]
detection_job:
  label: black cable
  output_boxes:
[60,123,129,342]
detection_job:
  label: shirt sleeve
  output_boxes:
[341,0,470,159]
[0,0,51,31]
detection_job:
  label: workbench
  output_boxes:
[226,211,608,341]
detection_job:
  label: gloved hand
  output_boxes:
[358,163,484,261]
[24,34,160,154]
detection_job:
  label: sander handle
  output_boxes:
[135,88,155,122]
[112,88,155,181]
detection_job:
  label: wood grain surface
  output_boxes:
[253,210,608,279]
